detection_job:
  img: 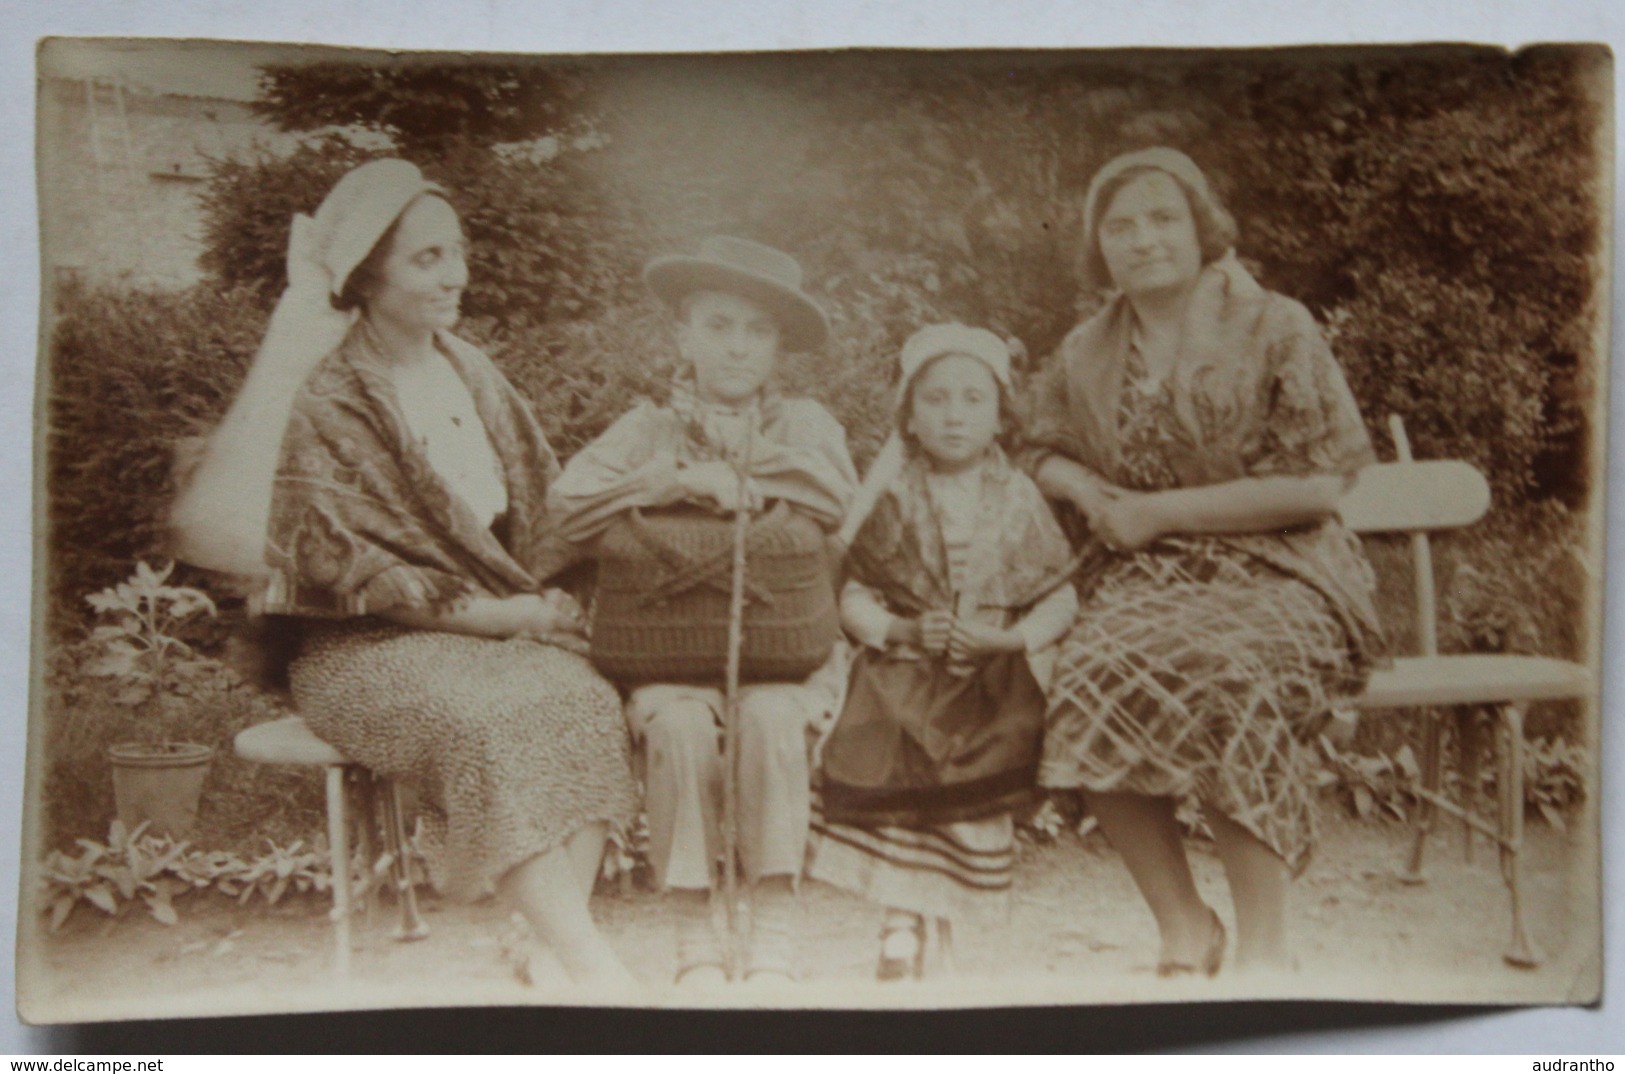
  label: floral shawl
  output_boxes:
[847,447,1073,620]
[1023,256,1386,660]
[547,377,858,544]
[262,322,570,617]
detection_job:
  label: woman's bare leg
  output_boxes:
[1084,791,1215,966]
[565,820,609,898]
[499,845,635,988]
[1207,810,1291,970]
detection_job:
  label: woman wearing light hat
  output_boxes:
[810,323,1077,980]
[548,236,857,984]
[172,159,638,987]
[1026,148,1383,975]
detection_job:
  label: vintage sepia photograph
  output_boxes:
[17,37,1612,1024]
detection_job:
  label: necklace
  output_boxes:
[390,351,508,526]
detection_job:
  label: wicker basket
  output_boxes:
[589,502,839,685]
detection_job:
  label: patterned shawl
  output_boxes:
[1024,256,1386,660]
[846,447,1073,619]
[547,375,857,545]
[262,322,571,617]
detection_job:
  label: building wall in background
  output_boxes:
[38,76,299,292]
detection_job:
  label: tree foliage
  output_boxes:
[199,137,645,327]
[52,46,1606,628]
[1207,47,1604,501]
[252,60,590,159]
[46,281,269,619]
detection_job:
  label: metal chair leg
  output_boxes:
[935,917,957,976]
[1457,708,1485,864]
[1497,704,1541,968]
[1402,709,1444,884]
[349,768,378,919]
[379,776,430,942]
[324,764,352,976]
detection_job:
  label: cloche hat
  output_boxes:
[1079,147,1234,287]
[300,158,445,298]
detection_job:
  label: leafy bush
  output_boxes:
[1209,47,1605,505]
[252,61,591,160]
[1439,501,1589,665]
[41,48,1603,868]
[1317,739,1421,823]
[45,281,269,621]
[40,820,204,929]
[1519,735,1588,830]
[1316,728,1586,827]
[82,562,222,730]
[196,137,372,310]
[198,137,647,330]
[38,820,399,931]
[42,630,321,855]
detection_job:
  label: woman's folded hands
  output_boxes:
[509,590,589,643]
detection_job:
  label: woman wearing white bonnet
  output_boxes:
[173,159,639,987]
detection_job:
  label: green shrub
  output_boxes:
[42,635,322,855]
[45,281,269,622]
[40,47,1603,860]
[198,138,648,330]
[1211,46,1605,505]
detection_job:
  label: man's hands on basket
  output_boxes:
[678,460,764,515]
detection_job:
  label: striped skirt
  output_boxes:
[809,810,1013,922]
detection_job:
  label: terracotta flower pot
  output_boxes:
[107,741,214,840]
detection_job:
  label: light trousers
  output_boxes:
[627,682,821,891]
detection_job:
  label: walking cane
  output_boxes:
[720,412,757,979]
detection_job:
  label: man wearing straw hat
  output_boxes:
[549,237,856,985]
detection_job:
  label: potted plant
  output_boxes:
[83,561,224,839]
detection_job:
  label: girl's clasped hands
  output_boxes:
[908,608,1023,665]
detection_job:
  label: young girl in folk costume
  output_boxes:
[811,324,1077,980]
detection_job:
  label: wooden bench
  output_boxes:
[234,716,430,974]
[1338,417,1593,968]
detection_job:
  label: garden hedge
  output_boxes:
[40,49,1600,853]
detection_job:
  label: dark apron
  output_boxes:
[819,647,1044,828]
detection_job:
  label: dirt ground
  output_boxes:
[19,811,1598,1022]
